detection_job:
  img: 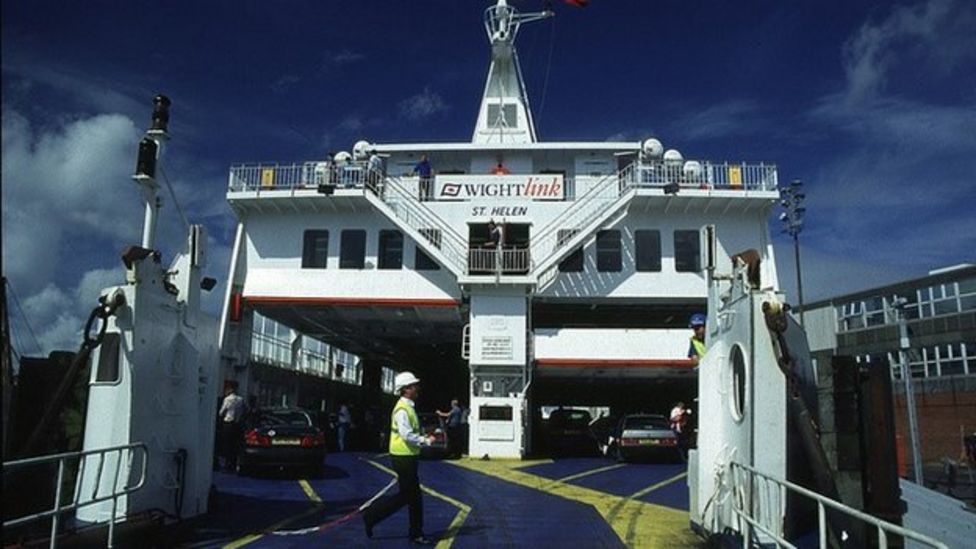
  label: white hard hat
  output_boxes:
[394,371,421,392]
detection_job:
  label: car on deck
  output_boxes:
[547,408,594,456]
[607,414,680,462]
[418,412,449,458]
[238,408,327,475]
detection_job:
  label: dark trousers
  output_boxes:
[221,421,241,468]
[365,455,423,537]
[446,425,462,458]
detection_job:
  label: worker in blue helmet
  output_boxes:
[688,313,707,365]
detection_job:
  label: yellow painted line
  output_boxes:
[629,472,687,500]
[449,460,698,549]
[299,479,323,503]
[364,459,472,549]
[556,463,626,483]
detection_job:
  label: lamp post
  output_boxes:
[779,180,806,326]
[893,297,924,485]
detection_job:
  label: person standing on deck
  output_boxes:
[363,372,434,545]
[687,313,707,366]
[413,154,433,201]
[436,398,464,459]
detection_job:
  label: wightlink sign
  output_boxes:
[435,174,564,201]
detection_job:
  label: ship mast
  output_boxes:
[472,0,553,144]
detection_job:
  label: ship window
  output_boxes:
[674,230,701,272]
[635,230,662,272]
[487,104,517,128]
[596,230,622,272]
[340,230,366,269]
[730,343,747,422]
[557,229,583,272]
[378,230,403,270]
[302,230,329,269]
[94,332,121,383]
[415,228,441,271]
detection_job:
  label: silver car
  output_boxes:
[608,414,680,462]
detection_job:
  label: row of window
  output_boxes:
[251,312,363,384]
[836,276,976,332]
[302,229,440,271]
[855,341,976,379]
[301,228,702,274]
[559,229,700,273]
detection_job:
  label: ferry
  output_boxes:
[2,2,966,547]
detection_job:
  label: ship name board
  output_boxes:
[435,175,564,201]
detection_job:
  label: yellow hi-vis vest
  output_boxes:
[690,336,706,359]
[389,398,421,456]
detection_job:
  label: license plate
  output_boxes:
[271,438,301,446]
[639,439,659,446]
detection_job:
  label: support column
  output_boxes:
[467,286,532,459]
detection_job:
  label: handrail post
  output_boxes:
[49,459,65,549]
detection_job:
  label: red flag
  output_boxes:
[564,0,590,6]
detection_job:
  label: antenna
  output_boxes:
[132,95,171,249]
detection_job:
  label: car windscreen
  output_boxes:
[623,416,670,430]
[255,411,312,428]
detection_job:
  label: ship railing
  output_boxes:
[728,461,949,549]
[366,175,469,275]
[3,442,149,549]
[228,161,373,192]
[631,160,778,192]
[467,246,531,276]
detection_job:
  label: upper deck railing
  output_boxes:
[227,160,778,194]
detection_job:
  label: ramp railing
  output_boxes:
[728,461,949,548]
[364,175,469,277]
[3,442,149,549]
[530,163,638,289]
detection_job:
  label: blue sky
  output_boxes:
[3,0,974,355]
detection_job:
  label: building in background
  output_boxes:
[804,264,976,465]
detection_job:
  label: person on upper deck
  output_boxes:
[413,154,433,200]
[491,161,510,175]
[487,219,503,248]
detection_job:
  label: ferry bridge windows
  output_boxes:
[378,230,403,270]
[302,230,329,269]
[635,230,662,272]
[674,230,701,272]
[340,229,366,269]
[596,230,622,272]
[415,228,442,271]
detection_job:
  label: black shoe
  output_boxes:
[363,516,373,539]
[410,535,434,545]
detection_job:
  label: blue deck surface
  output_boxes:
[173,452,694,548]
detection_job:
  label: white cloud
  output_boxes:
[841,0,975,104]
[671,99,764,142]
[398,87,449,121]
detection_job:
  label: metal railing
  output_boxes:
[728,461,949,549]
[630,161,778,192]
[365,175,469,275]
[467,246,531,275]
[250,331,292,369]
[3,442,149,549]
[228,161,373,192]
[297,347,332,378]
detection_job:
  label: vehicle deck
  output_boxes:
[174,452,698,548]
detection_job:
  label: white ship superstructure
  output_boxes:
[219,0,780,459]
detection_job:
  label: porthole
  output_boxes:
[730,343,747,422]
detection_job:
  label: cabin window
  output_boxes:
[596,230,622,272]
[378,230,403,270]
[674,230,701,272]
[487,104,517,128]
[94,332,121,383]
[557,229,583,273]
[340,229,366,269]
[302,230,329,269]
[635,230,662,272]
[415,228,441,271]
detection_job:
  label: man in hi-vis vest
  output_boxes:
[363,371,435,545]
[687,313,707,366]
